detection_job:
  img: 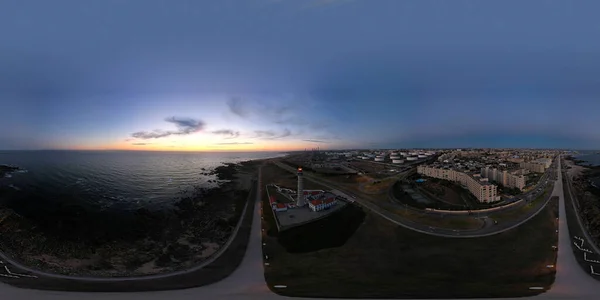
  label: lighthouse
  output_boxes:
[296,167,305,206]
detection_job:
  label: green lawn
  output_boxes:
[266,185,293,203]
[492,186,552,223]
[263,193,558,298]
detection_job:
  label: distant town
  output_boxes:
[2,148,600,299]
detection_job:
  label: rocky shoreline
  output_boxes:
[1,164,20,178]
[0,159,262,277]
[564,155,600,249]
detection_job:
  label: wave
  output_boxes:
[2,150,271,213]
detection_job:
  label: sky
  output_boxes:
[1,0,600,151]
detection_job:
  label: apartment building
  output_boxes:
[480,167,526,191]
[417,165,500,203]
[507,157,524,163]
[534,158,553,168]
[520,161,546,173]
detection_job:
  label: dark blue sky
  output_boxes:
[1,0,600,150]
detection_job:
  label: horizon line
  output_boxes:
[0,147,593,152]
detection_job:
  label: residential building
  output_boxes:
[480,167,526,191]
[520,162,546,173]
[417,165,500,203]
[274,203,288,212]
[308,197,337,212]
[534,158,553,168]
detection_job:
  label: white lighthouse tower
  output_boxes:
[296,167,305,206]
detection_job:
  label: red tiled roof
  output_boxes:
[310,199,325,206]
[269,196,276,204]
[325,198,336,204]
[275,203,287,209]
[311,191,320,195]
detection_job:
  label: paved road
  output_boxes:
[545,156,598,299]
[387,173,555,235]
[275,161,554,238]
[0,158,598,299]
[562,161,600,256]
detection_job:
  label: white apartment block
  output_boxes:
[520,162,546,173]
[417,165,501,203]
[480,167,526,191]
[534,158,553,168]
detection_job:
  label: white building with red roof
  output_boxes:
[274,203,288,212]
[308,197,337,212]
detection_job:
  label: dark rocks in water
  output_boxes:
[1,164,20,177]
[0,158,262,277]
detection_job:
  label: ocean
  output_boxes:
[0,150,285,213]
[574,153,600,167]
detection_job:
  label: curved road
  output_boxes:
[275,161,554,238]
[0,157,598,299]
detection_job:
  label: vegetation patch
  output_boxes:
[277,204,365,253]
[264,196,559,298]
[492,185,552,223]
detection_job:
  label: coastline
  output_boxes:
[0,158,265,277]
[0,164,20,178]
[563,155,600,250]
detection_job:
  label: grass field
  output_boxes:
[391,208,484,230]
[360,177,397,194]
[419,181,465,205]
[492,185,552,223]
[275,162,490,231]
[266,185,293,203]
[262,192,558,298]
[264,163,329,192]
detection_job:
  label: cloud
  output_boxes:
[131,130,172,139]
[225,96,335,141]
[131,117,205,140]
[253,128,293,140]
[254,130,276,138]
[211,129,240,139]
[302,139,329,143]
[132,142,151,145]
[215,142,254,145]
[278,128,292,138]
[226,96,299,124]
[166,117,205,134]
[226,97,249,118]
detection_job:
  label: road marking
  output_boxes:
[591,266,600,276]
[573,241,593,253]
[584,253,600,264]
[4,266,37,278]
[0,273,20,279]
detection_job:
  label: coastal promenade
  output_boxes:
[0,158,599,299]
